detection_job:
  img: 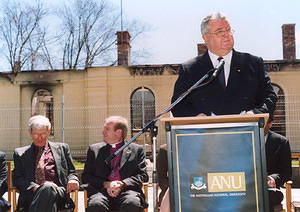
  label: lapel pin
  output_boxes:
[237,69,241,73]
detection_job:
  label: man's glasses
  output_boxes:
[210,28,235,37]
[32,133,48,138]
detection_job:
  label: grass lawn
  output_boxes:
[8,159,298,169]
[8,160,85,169]
[292,159,299,167]
[73,160,85,169]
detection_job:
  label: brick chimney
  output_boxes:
[197,43,208,55]
[116,31,131,66]
[282,24,296,60]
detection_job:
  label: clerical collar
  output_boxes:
[110,141,124,148]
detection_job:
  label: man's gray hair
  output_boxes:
[28,115,51,131]
[201,12,229,35]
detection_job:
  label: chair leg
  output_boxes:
[286,181,293,212]
[69,190,78,212]
[6,161,12,212]
[12,189,17,212]
[143,183,148,212]
[74,190,78,212]
[84,189,88,210]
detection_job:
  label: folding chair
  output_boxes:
[7,161,78,212]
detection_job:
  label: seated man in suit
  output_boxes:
[265,115,292,211]
[0,151,11,212]
[13,115,79,212]
[82,116,149,212]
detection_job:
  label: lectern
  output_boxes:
[160,114,269,212]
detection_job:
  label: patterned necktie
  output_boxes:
[35,147,45,185]
[217,57,226,89]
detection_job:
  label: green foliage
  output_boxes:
[8,160,85,169]
[292,159,299,167]
[73,160,85,169]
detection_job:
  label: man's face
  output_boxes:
[29,128,50,147]
[202,19,234,56]
[103,121,122,145]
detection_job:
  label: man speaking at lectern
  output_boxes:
[171,12,277,117]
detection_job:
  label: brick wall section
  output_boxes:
[282,24,296,60]
[117,31,131,66]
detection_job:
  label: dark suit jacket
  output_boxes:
[0,151,7,197]
[0,151,10,211]
[171,49,277,117]
[82,142,149,200]
[266,131,292,188]
[12,141,78,209]
[156,144,168,206]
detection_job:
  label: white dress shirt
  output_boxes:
[208,50,233,86]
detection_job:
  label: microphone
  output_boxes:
[210,58,225,80]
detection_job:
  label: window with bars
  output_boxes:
[130,87,155,134]
[31,89,54,135]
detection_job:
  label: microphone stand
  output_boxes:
[103,61,224,210]
[150,125,159,212]
[103,60,225,212]
[104,60,224,164]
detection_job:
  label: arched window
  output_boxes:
[130,87,155,157]
[130,87,155,132]
[32,89,54,135]
[271,84,286,136]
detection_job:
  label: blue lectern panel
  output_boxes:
[170,123,265,212]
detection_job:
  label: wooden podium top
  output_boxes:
[160,113,269,127]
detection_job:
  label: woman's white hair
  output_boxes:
[28,115,51,131]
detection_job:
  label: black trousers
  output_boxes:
[0,197,11,212]
[16,182,74,212]
[87,190,144,212]
[269,190,284,212]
